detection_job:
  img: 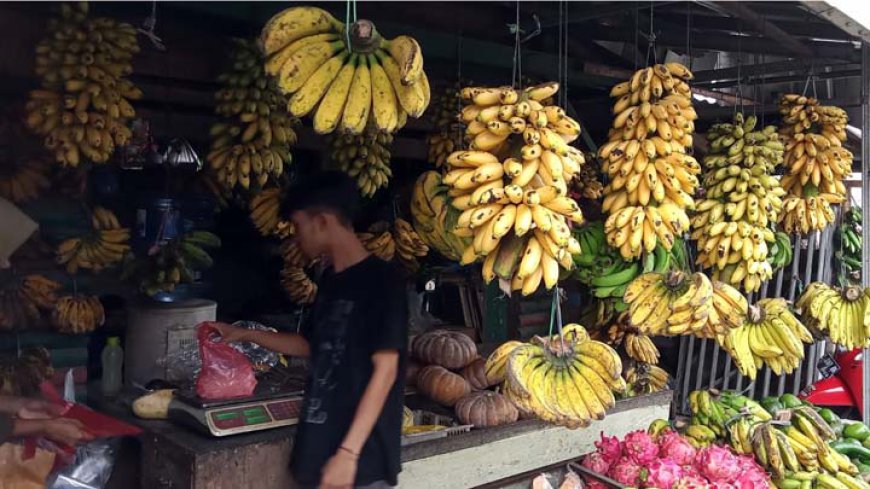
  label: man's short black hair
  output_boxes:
[280,171,360,226]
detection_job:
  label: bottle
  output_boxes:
[101,337,124,397]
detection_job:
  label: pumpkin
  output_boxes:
[417,365,470,406]
[412,329,477,369]
[460,357,491,390]
[455,390,519,427]
[406,358,422,387]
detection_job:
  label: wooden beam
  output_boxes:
[801,1,870,44]
[693,59,854,83]
[707,1,814,57]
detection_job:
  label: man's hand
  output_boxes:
[40,418,94,446]
[212,323,249,343]
[17,399,63,420]
[319,449,358,489]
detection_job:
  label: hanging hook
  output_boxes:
[137,0,166,51]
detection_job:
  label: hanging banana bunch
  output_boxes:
[25,2,141,167]
[249,187,293,238]
[208,39,298,191]
[329,126,393,197]
[426,83,465,168]
[410,171,471,262]
[599,63,699,260]
[0,274,61,331]
[599,312,661,365]
[260,6,429,135]
[393,218,429,271]
[280,239,318,305]
[777,94,851,234]
[624,363,670,395]
[571,151,605,200]
[357,221,397,261]
[0,110,52,204]
[690,113,787,293]
[56,207,131,274]
[52,294,105,334]
[797,282,870,350]
[444,82,587,296]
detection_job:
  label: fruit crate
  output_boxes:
[673,225,837,415]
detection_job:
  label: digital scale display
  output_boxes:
[206,398,301,435]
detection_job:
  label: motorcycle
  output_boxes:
[801,348,864,418]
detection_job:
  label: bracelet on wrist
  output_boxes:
[339,446,359,458]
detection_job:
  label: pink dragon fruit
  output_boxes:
[608,456,644,486]
[581,451,612,489]
[644,458,685,489]
[695,445,740,483]
[732,455,770,489]
[623,430,660,465]
[672,475,711,489]
[710,484,736,489]
[595,431,623,466]
[658,431,697,466]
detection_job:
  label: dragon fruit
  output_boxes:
[645,458,685,489]
[673,475,711,489]
[732,455,769,489]
[595,431,623,465]
[623,430,659,465]
[581,451,612,489]
[695,445,740,482]
[608,456,644,486]
[658,431,697,466]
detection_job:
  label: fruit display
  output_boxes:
[570,151,605,200]
[122,231,221,296]
[25,2,141,166]
[249,187,293,238]
[260,6,430,134]
[52,293,104,334]
[410,171,471,262]
[328,127,394,197]
[207,39,298,191]
[836,205,863,285]
[484,324,626,428]
[798,282,870,350]
[720,298,813,380]
[411,329,477,370]
[0,274,61,330]
[454,390,518,427]
[459,357,492,390]
[357,222,397,261]
[691,113,786,292]
[623,271,747,339]
[392,218,429,270]
[624,363,669,396]
[599,312,661,365]
[777,94,851,234]
[426,84,464,168]
[769,230,795,273]
[0,111,51,204]
[56,207,130,274]
[598,63,699,260]
[279,239,318,305]
[416,365,471,407]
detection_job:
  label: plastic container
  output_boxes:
[133,197,180,253]
[101,337,124,397]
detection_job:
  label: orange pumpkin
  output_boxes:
[460,357,491,390]
[417,365,470,406]
[405,358,422,387]
[455,391,518,427]
[412,329,477,369]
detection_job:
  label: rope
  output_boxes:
[345,0,352,51]
[685,2,692,70]
[557,1,563,107]
[735,17,743,115]
[646,0,657,66]
[511,1,521,88]
[634,6,639,71]
[563,1,568,107]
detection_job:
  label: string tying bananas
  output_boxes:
[25,2,141,166]
[52,294,104,334]
[720,298,812,380]
[777,94,851,234]
[624,270,747,339]
[410,171,471,261]
[329,127,393,197]
[797,282,870,350]
[280,239,318,305]
[599,63,699,260]
[624,363,669,396]
[426,84,464,168]
[56,207,130,274]
[0,111,51,203]
[249,187,293,238]
[260,7,429,135]
[486,324,626,428]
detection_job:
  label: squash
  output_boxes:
[132,389,175,419]
[412,329,477,369]
[460,357,491,390]
[417,365,470,406]
[454,390,518,427]
[405,358,422,387]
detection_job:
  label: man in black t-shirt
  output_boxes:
[215,172,407,489]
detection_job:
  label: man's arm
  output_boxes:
[213,324,310,357]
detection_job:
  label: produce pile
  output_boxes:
[410,171,471,262]
[25,2,141,166]
[445,82,587,295]
[0,111,51,204]
[691,113,786,292]
[52,293,104,334]
[798,282,870,350]
[207,39,298,191]
[777,94,851,234]
[426,84,464,168]
[0,275,61,330]
[836,205,863,286]
[260,6,429,134]
[598,63,699,260]
[56,207,130,274]
[328,127,394,197]
[121,231,221,297]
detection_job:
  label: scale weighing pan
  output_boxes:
[174,384,303,409]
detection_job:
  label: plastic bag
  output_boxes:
[195,322,257,399]
[48,439,118,489]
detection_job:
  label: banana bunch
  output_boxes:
[393,218,429,270]
[260,6,429,134]
[691,113,786,292]
[721,298,813,380]
[778,94,851,234]
[0,111,51,203]
[599,63,699,260]
[768,231,795,273]
[410,171,470,261]
[249,187,293,238]
[56,207,130,274]
[52,294,104,334]
[329,127,394,197]
[208,39,298,191]
[836,205,862,285]
[358,222,396,261]
[279,239,318,305]
[427,84,464,168]
[570,152,604,200]
[25,2,141,167]
[624,363,669,396]
[624,271,747,339]
[0,287,38,330]
[598,312,660,364]
[686,390,772,446]
[20,275,62,310]
[486,324,626,428]
[797,282,870,350]
[122,231,221,296]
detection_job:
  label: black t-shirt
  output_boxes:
[290,256,407,486]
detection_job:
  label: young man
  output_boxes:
[215,172,407,489]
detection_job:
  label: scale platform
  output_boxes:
[169,389,304,437]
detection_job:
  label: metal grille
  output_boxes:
[674,224,836,415]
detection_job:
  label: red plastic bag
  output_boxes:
[195,322,257,399]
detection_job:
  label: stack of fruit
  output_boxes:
[777,94,852,234]
[52,294,104,334]
[598,63,699,260]
[484,324,626,428]
[426,84,464,168]
[249,187,293,238]
[0,274,61,330]
[56,207,130,274]
[0,110,51,204]
[691,113,786,292]
[445,82,587,295]
[122,231,221,297]
[328,128,394,197]
[260,6,429,135]
[207,39,297,191]
[410,171,471,262]
[25,2,141,166]
[836,205,863,285]
[798,282,870,350]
